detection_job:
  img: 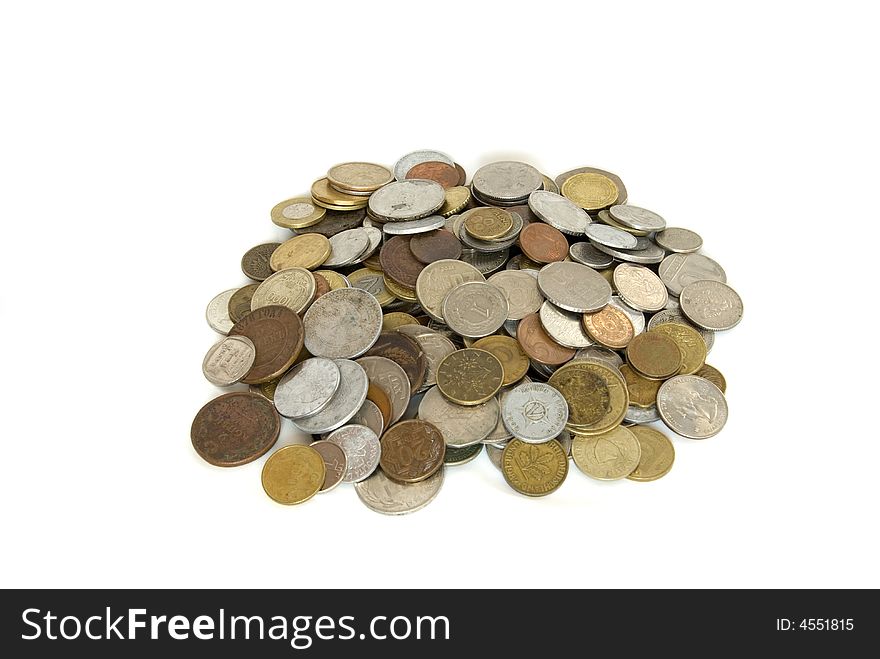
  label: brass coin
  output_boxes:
[561,172,619,211]
[270,234,331,271]
[694,363,727,393]
[472,335,529,386]
[463,207,514,241]
[241,243,281,281]
[311,177,370,207]
[519,222,568,264]
[191,392,280,467]
[620,364,661,409]
[650,322,707,375]
[326,162,393,193]
[271,197,326,230]
[436,348,504,406]
[438,185,471,217]
[626,332,683,380]
[501,439,568,497]
[516,312,576,366]
[348,268,395,306]
[366,382,393,430]
[379,419,446,483]
[249,378,280,402]
[228,305,304,384]
[364,330,428,392]
[626,426,675,482]
[383,276,418,302]
[314,269,350,291]
[383,312,420,330]
[571,426,641,480]
[582,304,634,349]
[251,267,317,315]
[227,283,259,323]
[548,360,628,434]
[261,445,325,505]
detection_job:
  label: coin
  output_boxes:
[409,229,462,264]
[271,197,326,230]
[472,161,543,202]
[501,382,568,443]
[626,332,682,380]
[467,335,526,386]
[486,443,504,470]
[655,227,703,253]
[457,210,523,252]
[302,287,383,359]
[537,261,612,313]
[206,288,237,334]
[548,360,628,434]
[382,312,419,330]
[657,374,728,439]
[270,234,331,271]
[368,179,445,221]
[273,357,341,419]
[438,186,471,217]
[626,426,675,482]
[444,443,483,466]
[569,242,614,269]
[383,276,418,302]
[241,243,281,282]
[292,360,369,434]
[315,271,350,292]
[251,267,316,315]
[382,215,447,236]
[561,172,618,211]
[415,258,485,322]
[356,356,412,424]
[609,205,666,232]
[441,281,509,338]
[501,439,568,497]
[323,228,370,267]
[487,270,543,320]
[379,236,425,289]
[519,222,568,264]
[348,267,395,307]
[364,330,427,391]
[517,312,576,365]
[694,363,726,393]
[585,222,638,249]
[609,295,646,336]
[309,440,347,492]
[679,280,743,331]
[250,378,279,402]
[349,398,385,437]
[261,445,325,505]
[463,207,514,240]
[191,392,280,467]
[366,381,394,428]
[613,263,668,312]
[573,345,624,371]
[224,283,256,323]
[582,304,634,349]
[597,209,650,236]
[418,385,499,447]
[202,335,256,386]
[527,190,591,236]
[354,466,444,515]
[571,426,641,480]
[658,253,727,297]
[327,162,393,193]
[298,208,367,237]
[555,166,627,205]
[394,149,455,181]
[538,300,593,349]
[380,419,446,483]
[325,424,381,483]
[405,161,459,189]
[647,308,715,352]
[228,305,304,384]
[650,322,707,375]
[461,248,509,275]
[626,404,660,424]
[311,178,369,208]
[436,348,503,405]
[620,364,661,408]
[396,325,456,389]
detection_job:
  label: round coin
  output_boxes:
[348,267,395,307]
[609,205,667,232]
[228,305,304,384]
[444,443,483,466]
[650,322,707,375]
[487,270,543,320]
[561,172,618,211]
[569,242,614,269]
[501,382,569,443]
[309,440,347,492]
[405,161,460,189]
[271,197,326,230]
[679,280,744,331]
[356,356,411,424]
[381,215,446,236]
[354,467,444,515]
[626,426,675,482]
[302,287,383,359]
[323,228,370,267]
[620,364,662,408]
[555,166,627,205]
[436,348,504,405]
[657,375,728,439]
[610,295,646,336]
[582,304,634,349]
[366,382,393,429]
[438,186,471,217]
[291,360,369,434]
[273,357,341,419]
[626,332,682,380]
[394,149,455,181]
[241,242,281,281]
[382,312,419,330]
[326,424,381,483]
[363,330,428,392]
[415,259,485,322]
[298,208,367,237]
[472,335,529,386]
[409,229,462,264]
[270,234,331,271]
[585,222,638,249]
[368,179,445,221]
[379,236,425,289]
[472,161,543,202]
[647,308,715,352]
[655,227,703,254]
[592,240,665,265]
[548,360,629,434]
[658,253,726,297]
[501,439,568,497]
[202,335,256,386]
[418,385,499,447]
[517,312,576,365]
[396,325,456,389]
[694,363,726,393]
[191,392,280,467]
[251,267,316,314]
[327,162,393,193]
[527,190,591,236]
[206,288,237,334]
[613,263,668,312]
[571,426,641,480]
[311,178,369,208]
[380,419,446,483]
[537,261,612,313]
[519,222,568,264]
[463,207,514,241]
[314,270,350,291]
[261,445,325,505]
[539,300,593,349]
[441,281,509,338]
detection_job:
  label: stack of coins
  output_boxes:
[196,150,743,513]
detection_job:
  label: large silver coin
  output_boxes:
[584,222,638,249]
[655,227,703,253]
[613,263,668,312]
[396,325,456,389]
[291,360,369,434]
[326,424,381,483]
[501,382,569,444]
[416,259,485,322]
[527,190,591,236]
[441,281,509,338]
[487,270,543,320]
[382,215,447,235]
[303,287,382,359]
[201,335,256,386]
[368,179,445,221]
[472,161,543,202]
[323,228,370,267]
[609,295,646,335]
[569,242,614,269]
[355,466,444,515]
[657,375,728,439]
[418,386,499,447]
[609,204,667,231]
[394,149,454,181]
[355,355,411,424]
[539,300,592,349]
[251,267,317,314]
[592,240,665,264]
[205,288,237,334]
[460,248,509,275]
[658,253,727,296]
[573,346,624,371]
[647,308,715,352]
[537,261,612,313]
[273,357,341,419]
[679,280,743,331]
[555,167,628,205]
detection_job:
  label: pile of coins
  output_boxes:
[194,150,743,513]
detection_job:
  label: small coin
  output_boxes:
[410,229,462,264]
[405,161,460,189]
[382,215,447,236]
[626,332,682,380]
[519,222,568,264]
[487,270,543,321]
[261,445,325,505]
[582,304,634,349]
[436,348,503,405]
[539,300,593,349]
[569,242,614,269]
[438,186,471,217]
[613,263,668,312]
[202,335,256,386]
[291,360,369,434]
[574,346,624,371]
[517,312,576,365]
[368,179,445,221]
[249,378,279,402]
[241,243,281,281]
[610,295,646,336]
[548,360,629,434]
[555,166,627,205]
[394,149,455,181]
[680,280,743,331]
[327,162,393,193]
[472,161,543,202]
[297,207,367,237]
[655,227,703,253]
[309,440,347,492]
[380,419,446,483]
[364,330,427,392]
[657,374,728,439]
[501,382,569,443]
[383,276,418,302]
[251,268,316,315]
[383,312,419,330]
[625,403,660,424]
[658,253,727,296]
[461,248,509,275]
[191,392,280,467]
[311,178,369,208]
[323,228,370,267]
[366,381,393,429]
[609,205,666,232]
[225,283,258,323]
[418,385,499,447]
[694,363,726,393]
[273,357,341,419]
[592,240,665,265]
[650,322,707,375]
[314,270,350,291]
[441,281,509,338]
[356,356,412,425]
[349,398,385,437]
[585,222,638,249]
[228,305,304,384]
[527,190,591,236]
[302,288,383,359]
[571,426,641,480]
[271,197,326,230]
[501,439,568,497]
[354,466,444,515]
[348,267,395,307]
[444,443,483,466]
[472,335,529,386]
[396,325,456,389]
[415,259,485,322]
[538,261,612,313]
[206,288,237,334]
[463,207,514,241]
[457,210,523,252]
[620,364,661,408]
[647,308,715,352]
[380,236,425,289]
[270,234,331,271]
[561,172,618,211]
[597,209,650,236]
[626,426,675,482]
[326,424,381,483]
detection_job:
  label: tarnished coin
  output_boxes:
[444,443,483,466]
[314,270,350,291]
[364,330,427,392]
[574,345,624,371]
[368,179,445,221]
[327,162,393,193]
[647,308,715,352]
[226,283,258,323]
[380,419,446,483]
[680,280,743,331]
[620,364,662,408]
[461,248,509,275]
[517,312,576,365]
[463,207,514,241]
[418,385,499,447]
[405,161,460,189]
[382,312,419,330]
[441,281,509,338]
[609,295,646,335]
[312,273,331,302]
[206,288,237,334]
[527,190,590,236]
[438,186,471,217]
[655,227,703,254]
[303,287,383,359]
[650,322,707,375]
[348,267,395,307]
[273,357,341,419]
[416,259,485,322]
[349,227,382,265]
[436,348,504,405]
[202,335,256,386]
[659,253,727,297]
[261,445,325,505]
[366,382,393,429]
[486,443,504,470]
[349,398,385,437]
[519,222,568,264]
[382,215,447,236]
[394,149,455,181]
[487,270,543,321]
[626,403,661,424]
[571,426,641,480]
[472,335,529,386]
[585,222,638,250]
[501,382,569,444]
[250,378,280,403]
[356,356,412,424]
[228,305,304,384]
[271,197,326,230]
[410,229,462,264]
[270,234,331,271]
[694,363,726,393]
[354,466,444,515]
[298,208,367,237]
[626,426,675,482]
[311,178,369,208]
[609,205,666,232]
[657,375,728,439]
[501,439,568,497]
[309,440,347,492]
[561,172,618,211]
[555,166,627,205]
[613,263,668,312]
[383,276,417,302]
[592,240,665,265]
[472,161,543,202]
[538,261,612,313]
[323,228,370,267]
[539,300,593,349]
[597,209,650,236]
[396,325,456,389]
[326,424,381,483]
[380,236,425,289]
[241,243,281,281]
[582,304,634,349]
[569,242,614,269]
[291,360,369,434]
[626,332,682,380]
[548,360,629,434]
[251,267,316,314]
[191,392,280,467]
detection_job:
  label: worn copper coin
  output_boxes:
[380,419,446,483]
[516,313,576,366]
[581,304,634,349]
[191,392,280,467]
[379,236,425,289]
[241,243,281,281]
[226,283,259,323]
[309,440,347,492]
[363,330,428,392]
[410,229,462,263]
[311,272,330,301]
[297,207,367,237]
[626,332,682,380]
[405,161,460,189]
[261,445,325,504]
[436,348,504,406]
[519,222,569,263]
[228,305,304,384]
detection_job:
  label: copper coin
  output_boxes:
[191,392,280,467]
[364,330,428,392]
[506,204,538,228]
[228,305,304,384]
[227,283,259,323]
[405,161,460,189]
[409,229,462,264]
[379,236,425,289]
[241,242,281,281]
[312,272,331,302]
[379,419,446,483]
[296,208,366,237]
[626,332,682,380]
[455,162,467,186]
[519,222,569,264]
[517,312,576,366]
[366,382,393,429]
[309,440,347,492]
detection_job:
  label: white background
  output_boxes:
[2,1,878,589]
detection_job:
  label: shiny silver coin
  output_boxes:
[501,382,569,444]
[609,295,646,335]
[584,222,638,249]
[418,386,499,447]
[355,355,411,424]
[657,375,728,439]
[303,287,383,359]
[382,215,447,235]
[625,404,660,424]
[355,466,444,515]
[573,345,624,370]
[658,253,727,296]
[647,308,715,352]
[609,204,666,231]
[348,227,382,265]
[205,288,237,334]
[527,190,591,236]
[291,360,369,434]
[592,240,665,264]
[326,423,381,483]
[539,300,592,349]
[396,325,456,390]
[680,280,743,331]
[323,228,371,267]
[274,357,341,419]
[460,248,509,275]
[442,281,509,338]
[487,270,544,321]
[569,242,614,269]
[613,263,668,312]
[554,166,628,205]
[394,149,455,181]
[368,179,446,221]
[444,443,483,466]
[201,335,256,386]
[537,261,612,313]
[472,161,543,202]
[655,227,703,253]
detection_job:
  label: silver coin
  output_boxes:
[609,204,666,231]
[539,300,592,349]
[554,167,628,205]
[348,227,382,265]
[274,357,341,419]
[472,161,543,202]
[484,377,532,444]
[322,228,370,267]
[382,215,447,236]
[503,319,519,338]
[655,227,703,253]
[251,267,317,314]
[368,179,445,221]
[625,404,660,424]
[415,259,485,322]
[326,424,381,483]
[486,270,543,321]
[470,186,528,207]
[394,149,455,182]
[201,335,256,386]
[354,466,444,515]
[647,308,715,352]
[537,261,612,313]
[573,346,624,370]
[396,325,456,389]
[591,240,665,265]
[349,398,385,437]
[444,443,483,466]
[486,443,504,470]
[355,355,411,424]
[658,253,727,296]
[441,281,509,338]
[501,382,569,444]
[680,280,743,331]
[291,360,369,434]
[303,287,383,359]
[308,440,348,493]
[205,288,237,334]
[460,248,509,275]
[584,222,638,249]
[527,190,591,236]
[362,217,380,229]
[613,263,668,312]
[556,429,572,458]
[665,297,680,312]
[569,242,614,269]
[657,375,728,439]
[418,386,499,447]
[609,295,645,335]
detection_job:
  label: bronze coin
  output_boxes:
[626,332,682,380]
[227,283,259,323]
[366,382,393,430]
[296,207,366,237]
[312,272,331,302]
[228,305,304,384]
[379,236,425,289]
[455,162,467,186]
[405,161,460,189]
[241,242,281,281]
[379,419,446,483]
[364,330,428,392]
[506,204,538,228]
[519,222,569,264]
[409,229,462,264]
[191,392,280,467]
[516,312,576,366]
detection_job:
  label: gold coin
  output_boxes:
[363,254,383,271]
[313,269,349,291]
[310,178,369,207]
[620,364,661,409]
[501,439,568,497]
[271,196,326,229]
[582,304,634,349]
[436,348,504,406]
[626,332,682,380]
[472,335,529,386]
[250,378,280,402]
[694,363,726,393]
[312,199,368,211]
[561,172,619,211]
[599,267,616,289]
[348,268,395,306]
[463,207,514,240]
[383,312,420,330]
[439,186,471,217]
[382,276,417,303]
[571,426,641,480]
[517,255,542,271]
[626,426,675,482]
[548,360,628,434]
[261,445,325,505]
[597,210,650,237]
[650,323,707,375]
[326,162,393,193]
[270,234,331,271]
